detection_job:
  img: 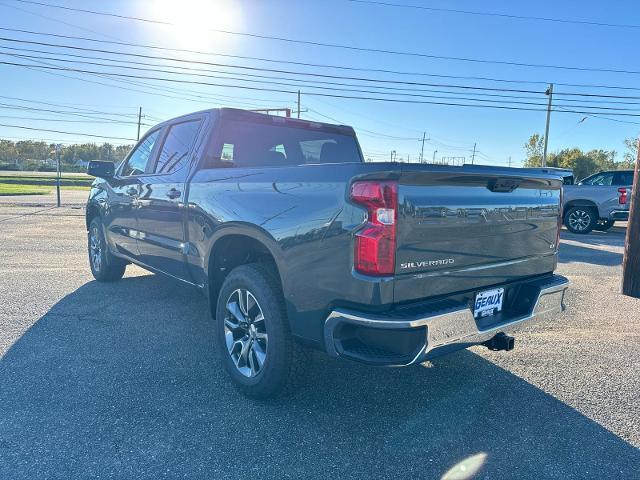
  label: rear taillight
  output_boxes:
[351,181,397,276]
[618,187,628,205]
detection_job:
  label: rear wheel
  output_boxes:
[564,206,597,234]
[88,217,127,282]
[214,263,304,399]
[593,219,615,232]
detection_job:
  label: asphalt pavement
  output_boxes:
[0,206,638,479]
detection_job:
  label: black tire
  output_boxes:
[593,219,615,232]
[88,217,127,282]
[564,206,597,234]
[214,263,305,399]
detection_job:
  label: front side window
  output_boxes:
[211,119,362,168]
[154,120,202,175]
[121,130,160,176]
[581,173,613,186]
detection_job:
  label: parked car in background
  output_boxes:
[85,108,569,398]
[562,170,633,234]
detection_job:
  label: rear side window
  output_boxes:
[154,120,202,175]
[212,119,362,168]
[121,129,160,176]
[613,171,634,186]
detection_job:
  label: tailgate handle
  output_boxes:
[487,178,522,193]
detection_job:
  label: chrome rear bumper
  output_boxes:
[324,275,569,366]
[610,210,629,221]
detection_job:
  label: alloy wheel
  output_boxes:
[89,226,102,272]
[568,209,591,232]
[224,288,268,378]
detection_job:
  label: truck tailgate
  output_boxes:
[393,167,561,303]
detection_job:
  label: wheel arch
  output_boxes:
[563,200,599,218]
[85,202,101,230]
[205,225,285,311]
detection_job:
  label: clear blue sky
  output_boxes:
[1,0,639,166]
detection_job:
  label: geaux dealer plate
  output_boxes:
[474,288,504,319]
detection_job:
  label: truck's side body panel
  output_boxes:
[185,163,393,345]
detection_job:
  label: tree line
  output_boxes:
[0,139,133,172]
[523,134,637,181]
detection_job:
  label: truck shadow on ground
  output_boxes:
[558,242,623,266]
[1,274,638,480]
[559,228,624,266]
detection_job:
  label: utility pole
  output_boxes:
[420,132,426,163]
[542,83,554,167]
[137,106,142,141]
[55,143,61,208]
[471,143,477,164]
[432,150,438,163]
[297,90,301,119]
[508,156,512,167]
[622,137,640,298]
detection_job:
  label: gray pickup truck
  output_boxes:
[563,170,633,234]
[85,108,569,398]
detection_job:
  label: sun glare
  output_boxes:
[147,0,242,51]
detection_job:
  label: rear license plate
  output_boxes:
[474,288,504,319]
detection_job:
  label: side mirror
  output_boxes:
[87,160,115,179]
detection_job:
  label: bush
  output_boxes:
[0,164,20,171]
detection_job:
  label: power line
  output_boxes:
[0,114,151,125]
[346,0,640,30]
[555,106,640,126]
[0,101,143,123]
[0,94,140,116]
[305,107,421,140]
[5,53,295,110]
[6,43,640,112]
[1,50,566,108]
[4,26,640,94]
[0,35,547,94]
[0,122,136,140]
[5,59,640,118]
[1,0,121,41]
[7,43,640,107]
[8,0,640,76]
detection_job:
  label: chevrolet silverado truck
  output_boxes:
[85,108,569,398]
[562,170,633,234]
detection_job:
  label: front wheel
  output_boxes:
[88,217,127,282]
[564,206,597,234]
[214,263,304,399]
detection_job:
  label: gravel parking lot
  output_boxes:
[1,205,639,479]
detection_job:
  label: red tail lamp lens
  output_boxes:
[618,187,628,205]
[350,181,397,276]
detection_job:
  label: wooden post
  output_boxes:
[622,138,640,298]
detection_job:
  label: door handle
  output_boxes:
[166,188,181,199]
[126,186,138,197]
